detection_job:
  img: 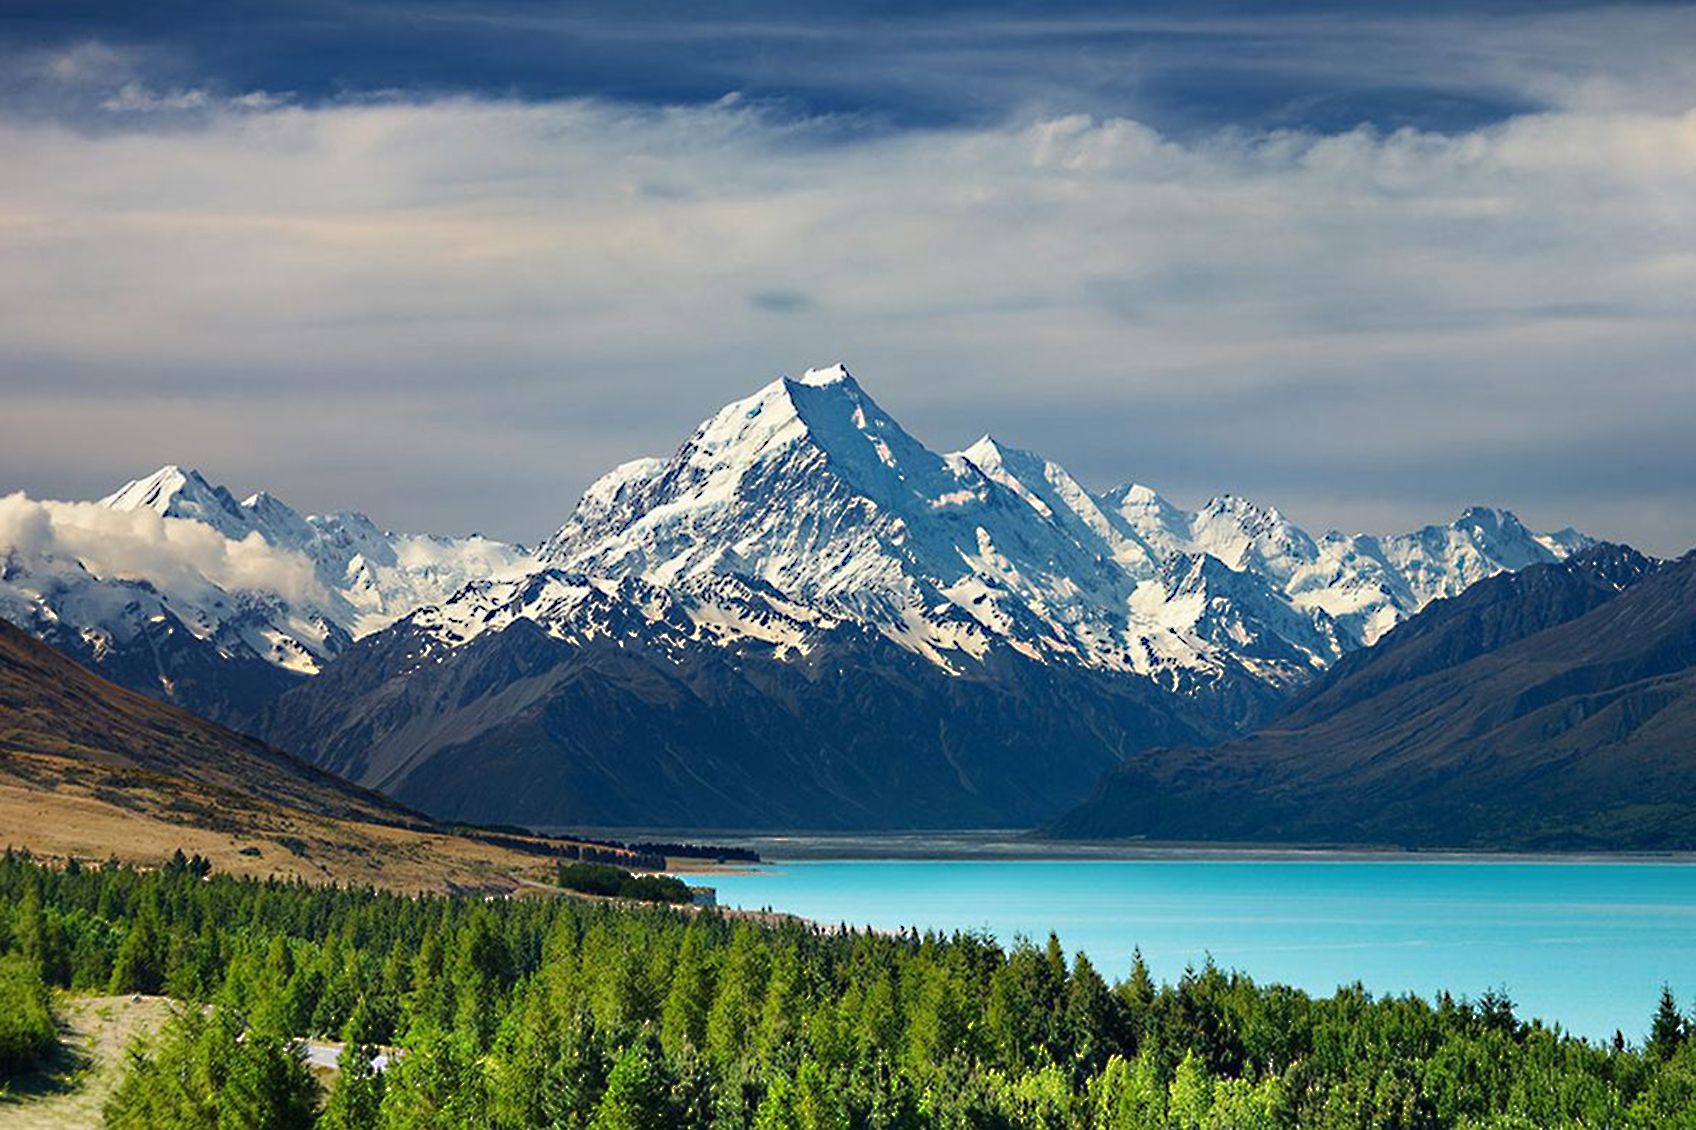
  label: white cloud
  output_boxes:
[0,92,1692,551]
[0,492,331,608]
[40,41,138,86]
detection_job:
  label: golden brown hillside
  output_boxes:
[0,619,640,891]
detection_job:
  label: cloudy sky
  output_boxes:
[1,0,1693,553]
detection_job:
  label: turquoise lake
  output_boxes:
[706,856,1696,1043]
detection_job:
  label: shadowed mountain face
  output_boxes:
[262,604,1214,829]
[0,618,652,890]
[1048,545,1696,850]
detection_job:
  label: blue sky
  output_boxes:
[1,1,1694,551]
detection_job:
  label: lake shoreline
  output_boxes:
[700,852,1696,1043]
[551,826,1696,865]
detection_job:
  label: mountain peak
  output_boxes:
[1201,493,1284,522]
[1455,504,1523,530]
[685,364,951,506]
[101,464,208,511]
[100,465,251,537]
[522,365,1603,692]
[794,362,854,387]
[1114,483,1160,504]
[958,434,1031,470]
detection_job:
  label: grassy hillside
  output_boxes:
[0,620,650,891]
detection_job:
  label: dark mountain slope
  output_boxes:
[1278,543,1656,727]
[264,611,1215,829]
[1049,546,1696,850]
[13,590,308,733]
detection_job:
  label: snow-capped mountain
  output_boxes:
[249,363,1601,828]
[0,466,529,724]
[4,363,1601,828]
[101,465,530,640]
[528,364,1589,699]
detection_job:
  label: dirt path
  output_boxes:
[0,994,176,1130]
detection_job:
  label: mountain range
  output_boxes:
[1049,544,1696,849]
[0,364,1617,830]
[0,465,527,727]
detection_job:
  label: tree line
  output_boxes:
[0,849,1692,1127]
[554,861,695,904]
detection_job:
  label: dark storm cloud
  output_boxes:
[7,2,1692,131]
[750,290,814,314]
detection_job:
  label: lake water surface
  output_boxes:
[706,854,1696,1043]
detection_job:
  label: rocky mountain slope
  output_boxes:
[263,575,1212,827]
[1047,544,1696,850]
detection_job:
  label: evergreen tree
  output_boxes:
[1116,948,1156,1055]
[592,1037,672,1129]
[1093,1049,1167,1129]
[661,919,715,1059]
[0,951,57,1072]
[320,1002,386,1130]
[1062,950,1118,1073]
[450,907,513,1047]
[757,944,806,1069]
[791,1058,849,1130]
[1649,984,1687,1061]
[752,1072,800,1130]
[108,904,164,994]
[378,1029,489,1129]
[706,923,768,1071]
[218,1030,319,1130]
[1168,1048,1213,1130]
[14,872,46,975]
[900,962,964,1080]
[855,966,901,1064]
[104,1007,318,1129]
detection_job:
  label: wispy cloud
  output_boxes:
[99,83,289,114]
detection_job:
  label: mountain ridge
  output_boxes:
[1,468,530,726]
[536,365,1590,693]
[1046,544,1696,850]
